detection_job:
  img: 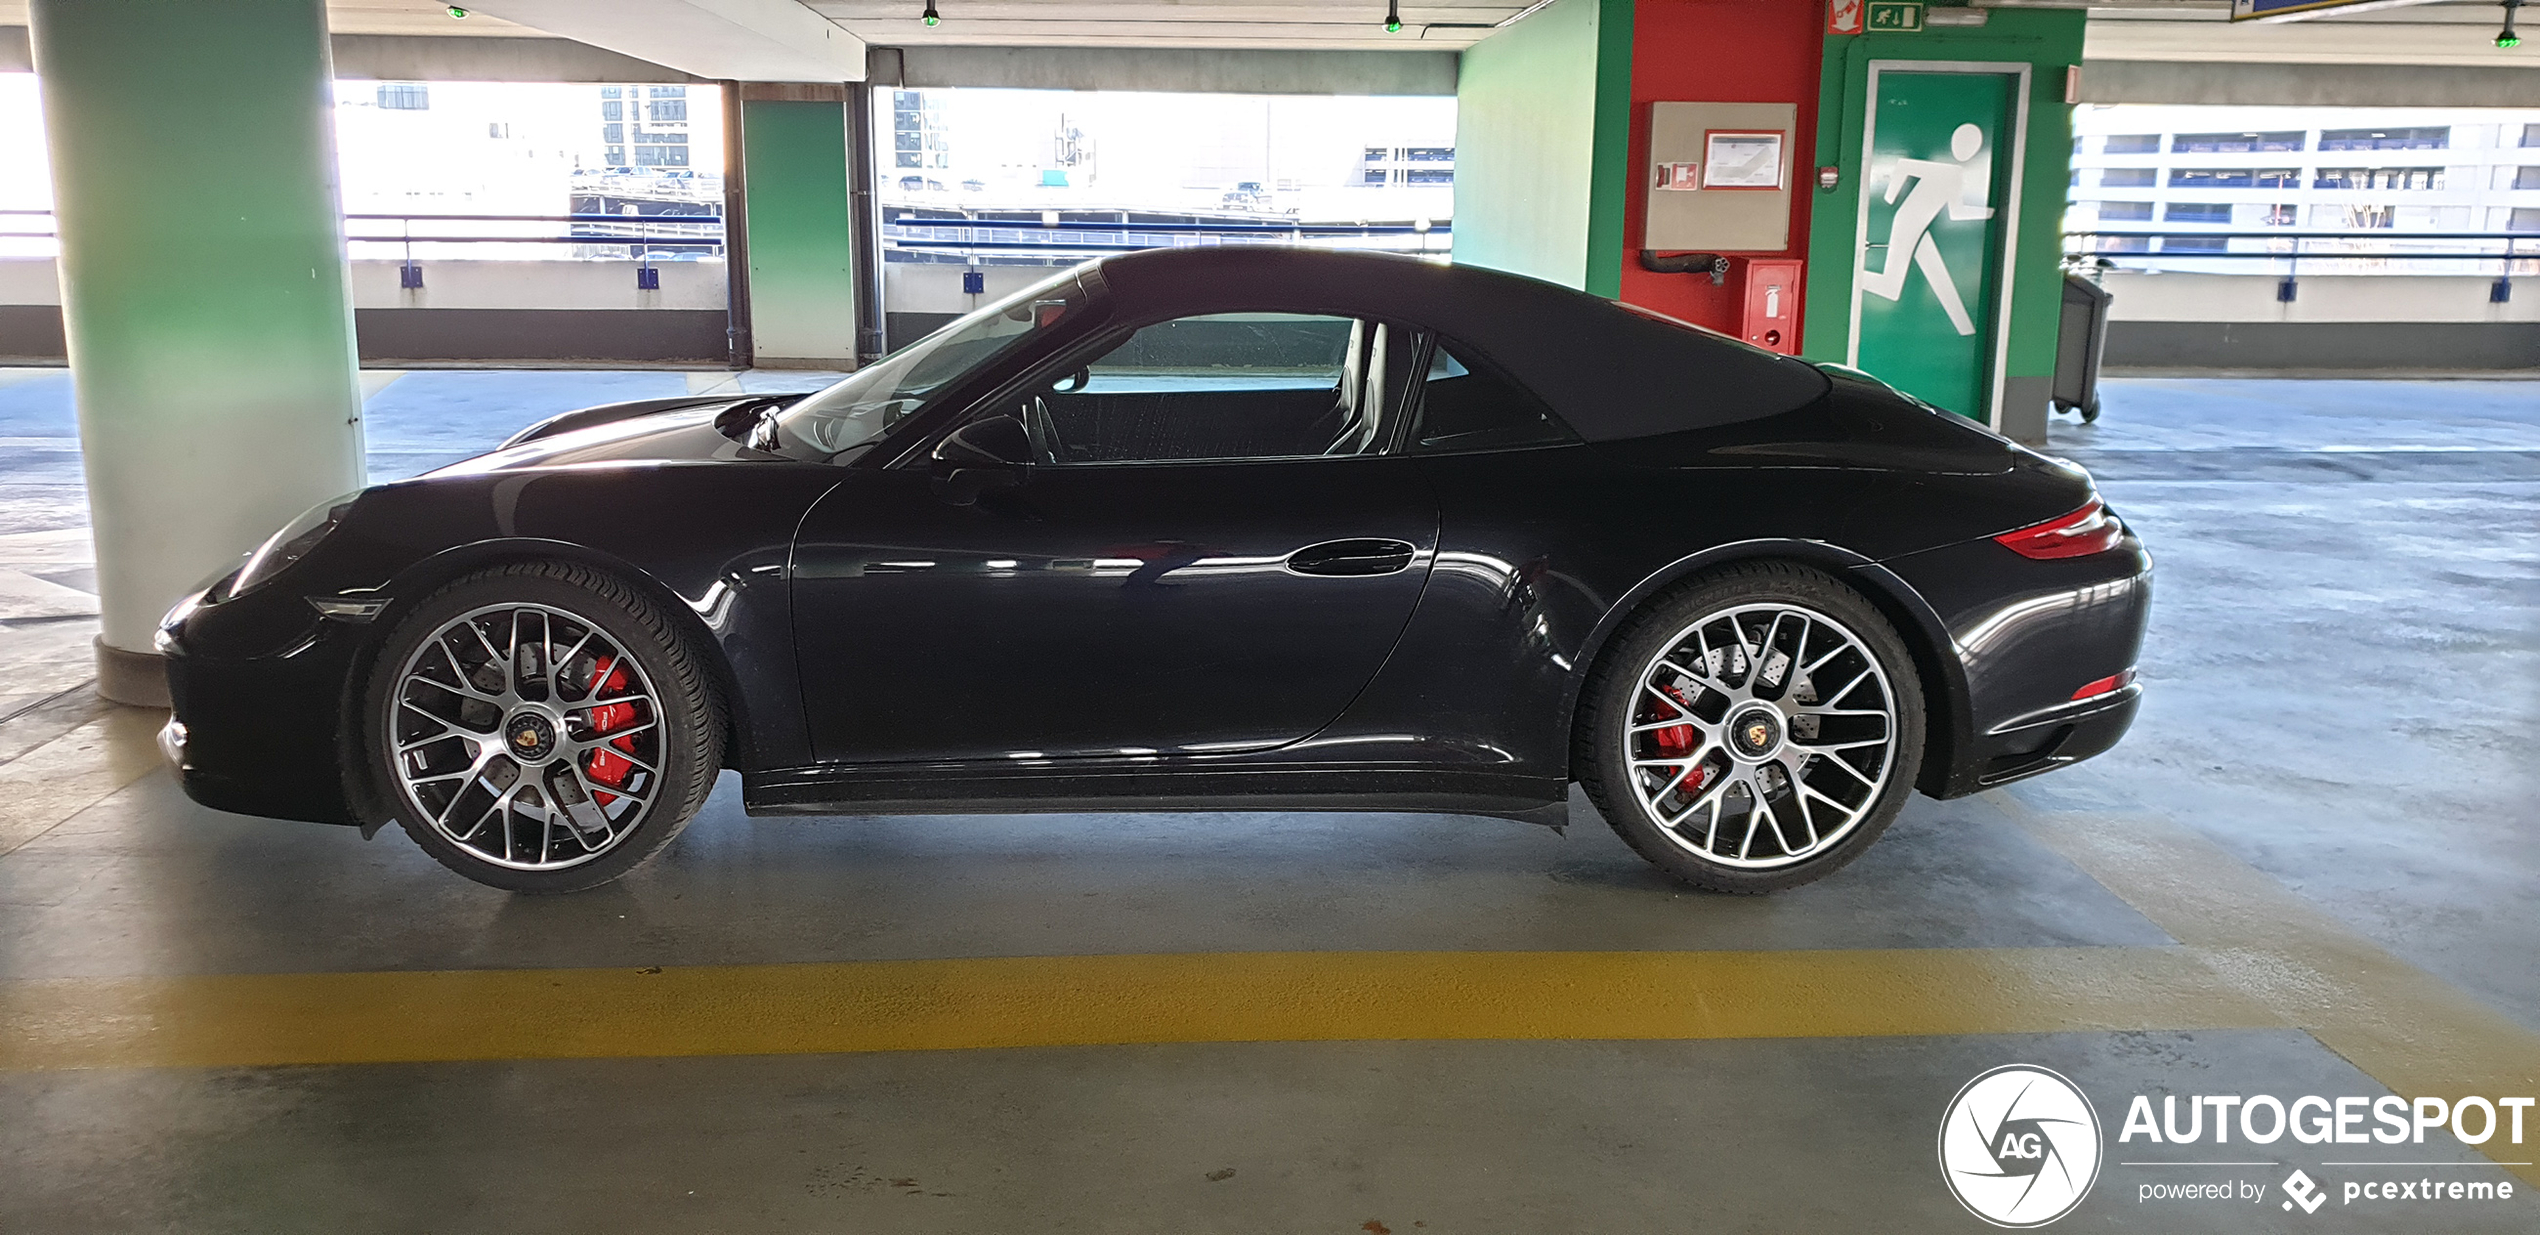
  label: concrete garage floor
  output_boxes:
[1,373,2535,1232]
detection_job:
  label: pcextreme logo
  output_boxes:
[1939,1065,2105,1227]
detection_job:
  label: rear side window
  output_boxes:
[1408,342,1571,454]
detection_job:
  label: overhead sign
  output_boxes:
[1867,2,1925,33]
[2231,0,2405,20]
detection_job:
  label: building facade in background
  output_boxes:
[2068,105,2540,272]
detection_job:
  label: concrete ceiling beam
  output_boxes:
[462,0,866,81]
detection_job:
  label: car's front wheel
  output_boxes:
[365,562,722,893]
[1578,562,1925,894]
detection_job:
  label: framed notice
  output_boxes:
[1701,131,1786,190]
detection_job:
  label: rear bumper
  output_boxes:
[1883,534,2154,799]
[1959,686,2140,791]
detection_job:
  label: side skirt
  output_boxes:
[740,764,1571,829]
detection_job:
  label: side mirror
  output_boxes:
[933,414,1032,469]
[930,414,1030,505]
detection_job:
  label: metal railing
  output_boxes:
[884,213,1451,260]
[2063,228,2536,300]
[0,209,724,258]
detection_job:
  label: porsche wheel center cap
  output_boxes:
[505,712,559,763]
[1728,706,1785,761]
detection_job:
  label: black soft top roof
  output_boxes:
[1092,247,1830,443]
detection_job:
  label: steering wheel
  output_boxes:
[1025,396,1071,464]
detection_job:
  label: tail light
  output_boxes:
[1995,499,2124,560]
[2071,668,2137,701]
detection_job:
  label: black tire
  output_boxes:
[1576,561,1926,894]
[364,561,723,893]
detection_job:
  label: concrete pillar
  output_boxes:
[1450,0,1634,297]
[31,0,365,705]
[739,84,858,368]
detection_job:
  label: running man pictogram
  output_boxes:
[1862,122,1994,337]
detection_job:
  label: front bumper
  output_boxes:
[160,587,374,827]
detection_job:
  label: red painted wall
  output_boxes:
[1618,0,1826,338]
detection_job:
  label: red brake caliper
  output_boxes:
[582,655,639,804]
[1651,683,1710,795]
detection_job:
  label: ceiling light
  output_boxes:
[1385,0,1402,33]
[447,5,469,17]
[923,1,940,26]
[2500,0,2522,48]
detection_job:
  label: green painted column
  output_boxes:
[1450,0,1634,295]
[32,0,365,704]
[741,87,858,367]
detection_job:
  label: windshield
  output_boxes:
[769,265,1097,457]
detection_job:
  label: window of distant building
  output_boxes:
[2171,130,2304,154]
[2164,202,2233,223]
[2315,167,2443,190]
[2313,203,2396,228]
[2516,166,2540,190]
[377,83,429,110]
[2168,168,2298,189]
[2102,134,2162,154]
[1403,147,1452,163]
[1365,147,1388,162]
[1406,167,1453,184]
[2095,201,2154,221]
[2100,167,2157,187]
[2161,235,2229,252]
[1364,169,1388,185]
[2522,124,2540,148]
[2260,204,2298,227]
[2318,126,2448,151]
[2511,207,2540,231]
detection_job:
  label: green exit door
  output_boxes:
[1849,65,2027,424]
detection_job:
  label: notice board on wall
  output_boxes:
[1644,101,1799,252]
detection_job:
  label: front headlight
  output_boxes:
[231,491,361,597]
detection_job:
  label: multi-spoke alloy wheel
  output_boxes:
[390,602,663,870]
[369,563,721,893]
[1581,563,1924,894]
[1624,603,1894,868]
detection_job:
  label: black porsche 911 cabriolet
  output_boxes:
[159,247,2149,894]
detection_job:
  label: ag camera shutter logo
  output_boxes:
[1939,1065,2104,1227]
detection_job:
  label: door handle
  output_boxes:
[1286,538,1417,577]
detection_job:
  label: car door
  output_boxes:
[790,311,1437,765]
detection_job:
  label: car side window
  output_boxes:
[1407,341,1573,454]
[1016,312,1408,465]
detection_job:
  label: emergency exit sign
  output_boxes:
[1867,2,1924,32]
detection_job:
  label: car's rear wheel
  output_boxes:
[1578,562,1925,894]
[366,562,722,893]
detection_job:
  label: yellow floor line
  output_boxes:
[1991,796,2540,1187]
[0,706,166,858]
[0,945,2278,1072]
